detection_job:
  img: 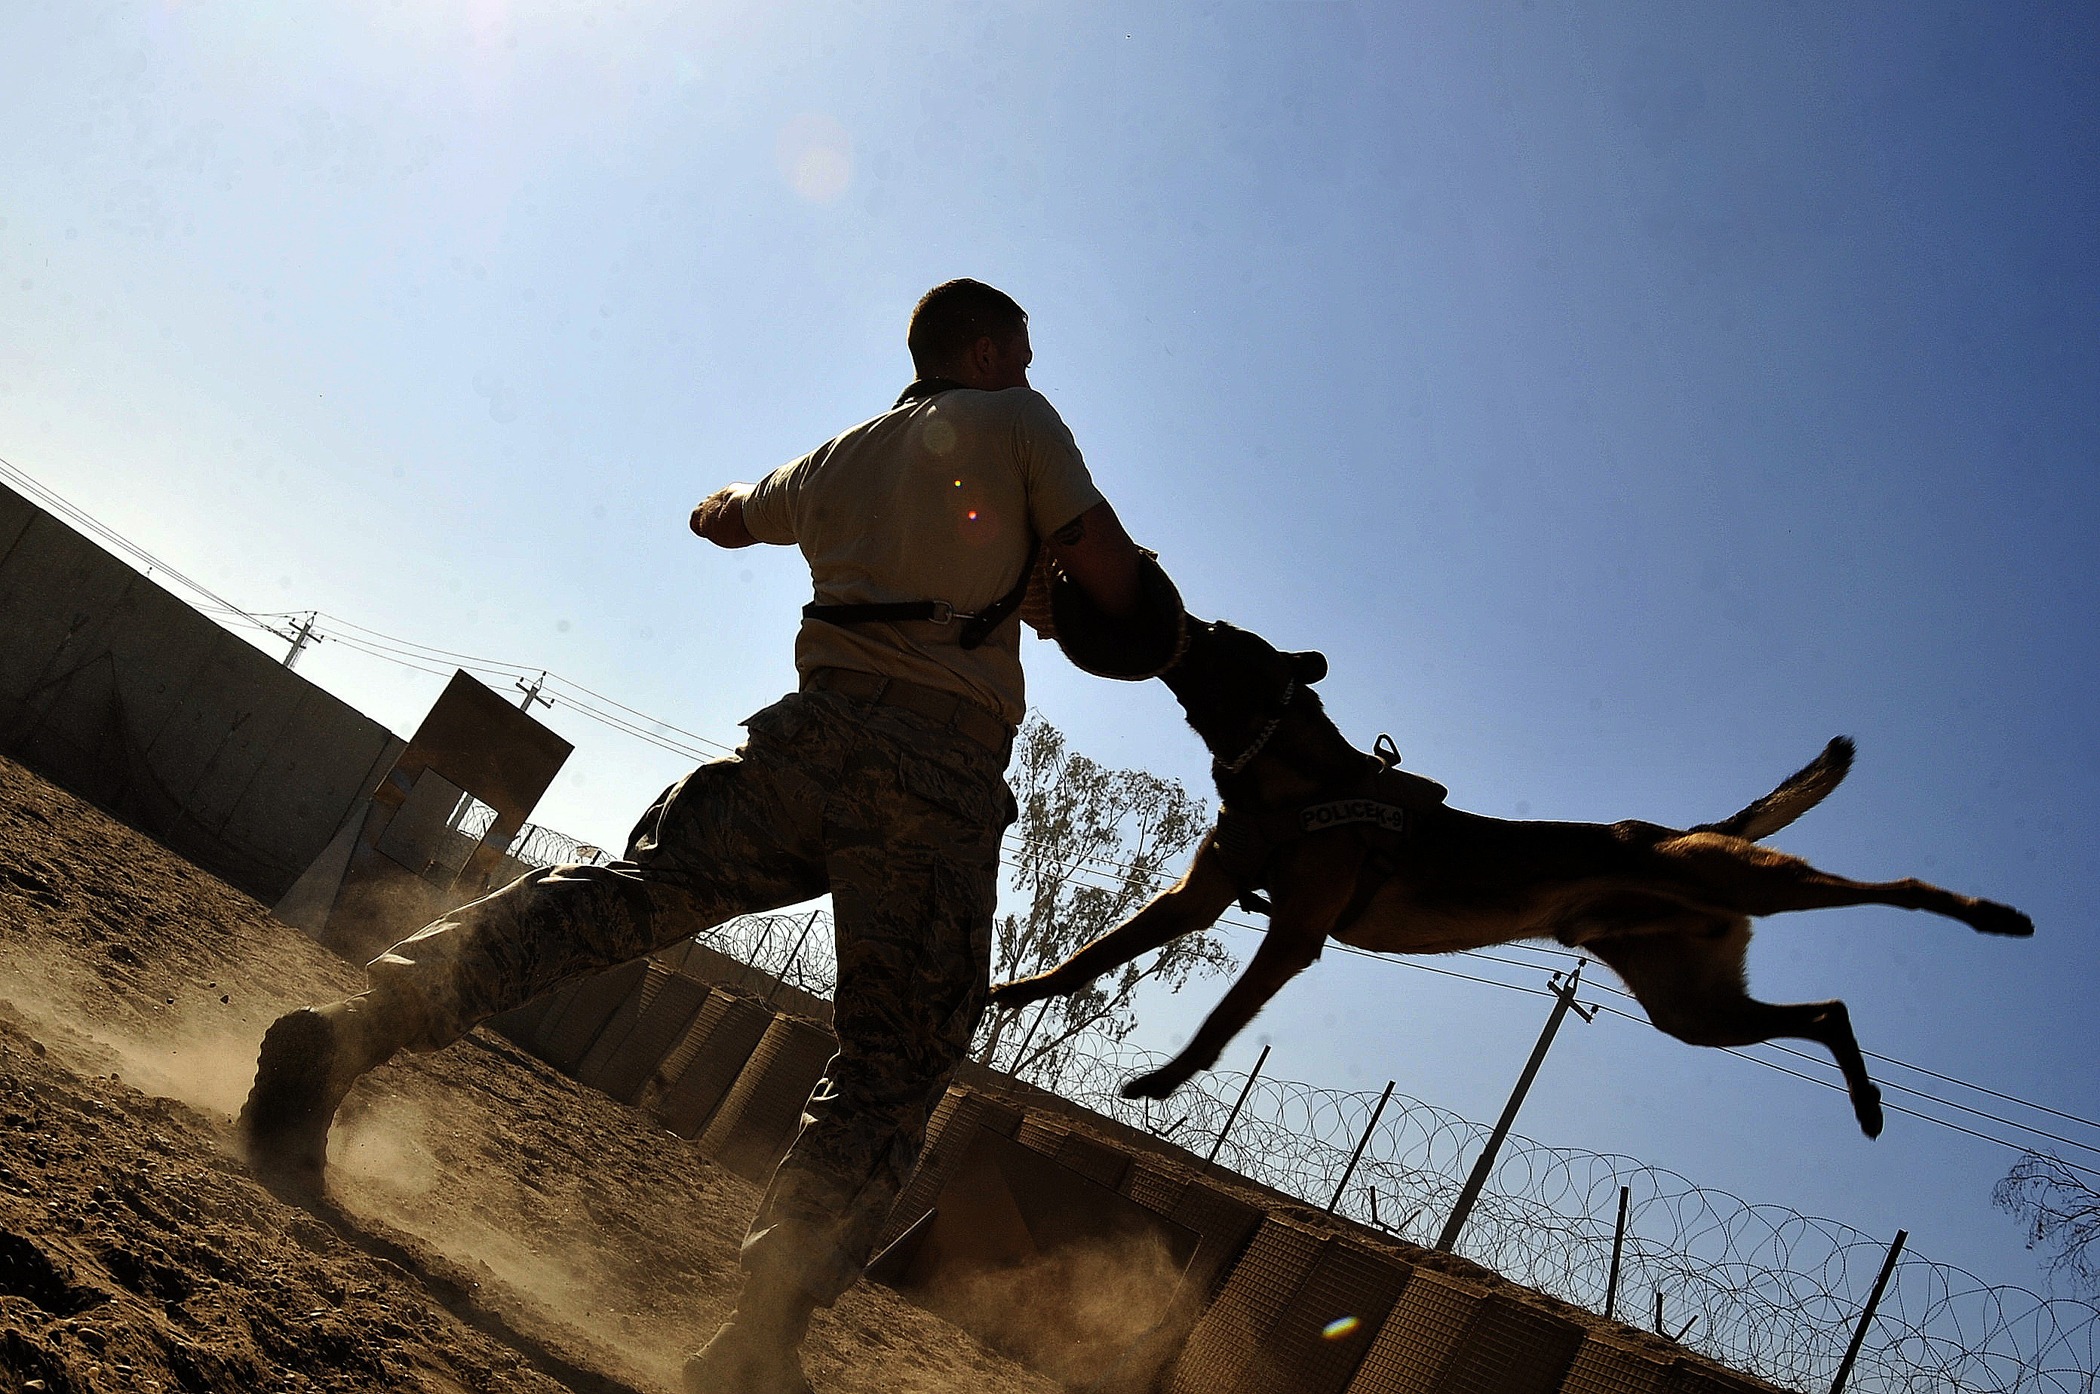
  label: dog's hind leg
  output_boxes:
[1661,837,2033,938]
[1120,838,1365,1100]
[989,832,1241,1010]
[1588,926,1885,1137]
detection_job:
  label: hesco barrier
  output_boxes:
[877,1088,1026,1254]
[1159,1219,1416,1394]
[490,957,650,1073]
[696,1012,838,1181]
[1346,1268,1586,1394]
[574,963,714,1105]
[1562,1335,1676,1394]
[640,987,776,1138]
[488,956,1794,1394]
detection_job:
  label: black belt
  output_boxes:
[801,667,1012,753]
[803,538,1041,650]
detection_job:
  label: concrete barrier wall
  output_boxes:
[877,1089,1027,1255]
[0,486,400,903]
[486,944,1788,1394]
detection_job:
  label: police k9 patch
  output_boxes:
[1300,800,1407,835]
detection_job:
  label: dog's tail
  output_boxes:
[1694,736,1855,841]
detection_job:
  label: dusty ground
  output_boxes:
[0,753,1060,1394]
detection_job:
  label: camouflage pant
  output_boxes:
[364,687,1013,1304]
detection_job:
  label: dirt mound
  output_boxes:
[0,753,1057,1394]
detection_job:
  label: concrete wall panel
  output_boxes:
[0,515,136,711]
[99,579,227,751]
[142,631,305,821]
[0,488,35,562]
[227,688,399,881]
[877,1088,1026,1255]
[0,494,398,903]
[523,959,654,1073]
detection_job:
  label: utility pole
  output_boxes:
[281,612,320,669]
[516,670,553,714]
[1435,961,1595,1253]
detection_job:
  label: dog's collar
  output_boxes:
[1214,679,1297,776]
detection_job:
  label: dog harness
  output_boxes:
[1215,733,1448,922]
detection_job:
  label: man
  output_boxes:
[238,279,1152,1394]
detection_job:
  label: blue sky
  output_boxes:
[3,1,2095,1296]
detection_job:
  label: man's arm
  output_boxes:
[691,483,761,549]
[1045,500,1143,617]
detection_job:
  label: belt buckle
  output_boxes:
[926,601,956,625]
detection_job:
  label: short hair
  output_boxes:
[908,279,1027,373]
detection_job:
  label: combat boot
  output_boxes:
[682,1269,819,1394]
[235,990,412,1194]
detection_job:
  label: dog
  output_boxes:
[990,618,2032,1136]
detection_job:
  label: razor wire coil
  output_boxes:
[493,892,2099,1392]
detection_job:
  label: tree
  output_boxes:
[1994,1151,2100,1295]
[973,712,1237,1087]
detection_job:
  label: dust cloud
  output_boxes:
[926,1229,1188,1386]
[0,938,294,1120]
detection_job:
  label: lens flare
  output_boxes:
[1322,1315,1361,1340]
[776,113,853,203]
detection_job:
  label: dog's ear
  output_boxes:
[1290,650,1328,685]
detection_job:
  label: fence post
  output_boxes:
[1327,1080,1396,1213]
[1205,1043,1271,1166]
[1435,962,1594,1253]
[1829,1229,1907,1394]
[764,908,822,1006]
[1003,997,1056,1075]
[1605,1185,1629,1320]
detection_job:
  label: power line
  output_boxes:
[0,453,297,646]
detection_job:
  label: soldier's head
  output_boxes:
[909,279,1031,390]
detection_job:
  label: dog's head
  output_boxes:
[1162,618,1327,765]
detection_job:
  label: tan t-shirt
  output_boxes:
[743,386,1105,726]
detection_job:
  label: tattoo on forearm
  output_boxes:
[1051,516,1087,546]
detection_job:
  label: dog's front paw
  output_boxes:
[989,976,1053,1008]
[1120,1067,1190,1101]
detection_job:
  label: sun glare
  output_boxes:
[776,112,853,204]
